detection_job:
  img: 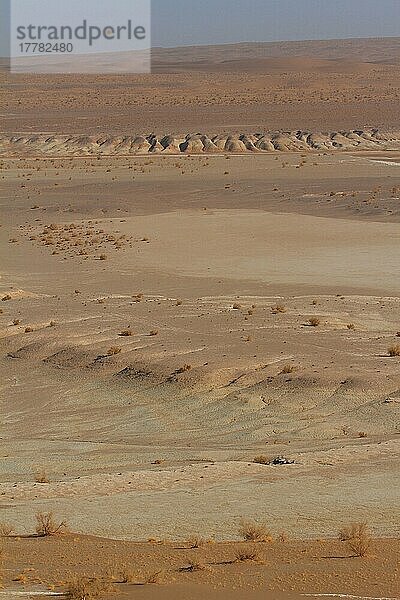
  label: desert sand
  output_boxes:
[0,38,399,599]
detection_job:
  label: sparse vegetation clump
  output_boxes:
[235,545,261,562]
[35,512,67,537]
[187,534,206,549]
[253,455,269,465]
[180,559,207,572]
[66,575,113,600]
[175,364,192,374]
[118,329,133,337]
[0,522,14,537]
[146,570,166,584]
[338,522,372,557]
[34,469,50,484]
[308,317,321,327]
[388,344,400,357]
[107,346,122,356]
[280,364,295,374]
[238,519,272,542]
[271,303,286,314]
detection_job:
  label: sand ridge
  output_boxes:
[2,129,400,156]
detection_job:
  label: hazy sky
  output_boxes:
[2,0,400,56]
[152,0,400,47]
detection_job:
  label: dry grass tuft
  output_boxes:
[34,469,50,484]
[280,364,295,374]
[66,575,113,599]
[388,344,400,357]
[239,519,272,542]
[253,455,269,465]
[35,512,67,537]
[308,317,321,327]
[235,545,261,562]
[187,535,206,549]
[146,570,166,584]
[112,566,139,584]
[277,531,289,542]
[271,303,286,314]
[175,364,192,374]
[119,329,133,337]
[338,522,372,557]
[107,346,122,356]
[180,559,207,572]
[0,522,14,537]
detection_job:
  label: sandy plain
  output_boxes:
[0,38,399,599]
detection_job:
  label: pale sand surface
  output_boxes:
[0,152,399,547]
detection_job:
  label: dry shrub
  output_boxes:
[66,575,113,599]
[277,531,288,542]
[107,347,121,356]
[24,327,34,334]
[239,519,272,542]
[347,323,355,330]
[12,319,20,326]
[99,254,107,261]
[253,455,269,465]
[181,559,207,572]
[35,512,67,537]
[34,469,49,484]
[118,329,133,337]
[388,344,400,357]
[280,364,295,374]
[232,303,242,310]
[111,565,138,584]
[0,522,14,537]
[271,303,286,314]
[176,364,192,374]
[235,545,261,562]
[149,330,159,336]
[187,535,206,549]
[338,522,371,557]
[146,570,166,584]
[308,317,321,327]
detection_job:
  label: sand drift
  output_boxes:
[2,129,400,156]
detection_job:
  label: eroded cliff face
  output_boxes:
[2,129,400,156]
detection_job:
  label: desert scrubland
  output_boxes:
[0,38,399,599]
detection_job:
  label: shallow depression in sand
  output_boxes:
[117,210,400,292]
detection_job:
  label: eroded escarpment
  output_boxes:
[2,129,400,156]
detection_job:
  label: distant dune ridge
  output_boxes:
[151,37,400,72]
[2,129,400,156]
